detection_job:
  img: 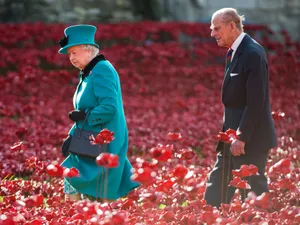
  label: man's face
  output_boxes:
[67,45,91,70]
[210,15,234,48]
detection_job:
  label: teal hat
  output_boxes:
[58,24,99,54]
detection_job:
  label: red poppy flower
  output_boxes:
[95,153,119,168]
[99,129,115,142]
[268,158,291,174]
[271,111,285,121]
[90,134,105,145]
[26,219,43,225]
[24,156,38,169]
[131,167,157,186]
[0,215,15,225]
[277,178,296,190]
[171,164,188,178]
[167,132,182,141]
[150,144,173,162]
[232,164,259,177]
[217,132,231,143]
[134,157,158,170]
[71,213,85,220]
[90,128,114,145]
[110,212,126,225]
[24,198,35,208]
[217,129,240,144]
[75,201,97,216]
[225,129,238,136]
[177,148,196,160]
[63,167,80,178]
[254,192,270,209]
[247,164,259,175]
[162,211,175,222]
[32,194,44,207]
[229,176,243,186]
[46,164,64,177]
[25,194,44,208]
[229,177,251,189]
[235,180,251,189]
[202,211,218,225]
[10,141,27,151]
[155,179,175,192]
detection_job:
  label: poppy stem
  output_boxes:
[104,168,108,200]
[226,151,232,204]
[67,179,70,201]
[221,147,225,203]
[99,144,107,202]
[18,152,21,178]
[48,177,51,199]
[96,166,100,201]
[103,144,108,200]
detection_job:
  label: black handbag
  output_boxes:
[68,109,106,158]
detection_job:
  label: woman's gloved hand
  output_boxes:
[69,110,86,121]
[61,135,72,157]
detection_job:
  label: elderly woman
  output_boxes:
[58,24,139,201]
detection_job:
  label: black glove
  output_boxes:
[61,135,72,157]
[68,110,86,122]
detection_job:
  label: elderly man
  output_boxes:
[204,8,277,207]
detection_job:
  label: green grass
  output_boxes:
[158,203,166,209]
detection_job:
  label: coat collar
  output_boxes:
[231,32,246,53]
[80,54,106,79]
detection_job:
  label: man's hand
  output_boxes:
[230,139,245,156]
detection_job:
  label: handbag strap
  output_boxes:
[75,108,93,137]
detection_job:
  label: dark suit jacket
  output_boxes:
[216,34,278,153]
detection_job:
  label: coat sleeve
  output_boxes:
[237,51,267,143]
[86,63,118,126]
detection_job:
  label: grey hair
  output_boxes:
[81,44,99,59]
[212,8,245,31]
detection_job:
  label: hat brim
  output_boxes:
[58,43,99,54]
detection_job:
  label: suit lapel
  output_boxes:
[221,34,250,100]
[222,56,238,98]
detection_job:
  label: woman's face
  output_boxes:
[67,45,92,70]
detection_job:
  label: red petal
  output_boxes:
[167,132,182,141]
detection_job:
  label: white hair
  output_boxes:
[212,8,245,31]
[81,44,99,59]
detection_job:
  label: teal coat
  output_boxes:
[61,55,139,199]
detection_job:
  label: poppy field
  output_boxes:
[0,22,299,224]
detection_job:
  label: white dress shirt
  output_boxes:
[230,32,246,61]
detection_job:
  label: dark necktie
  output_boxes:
[225,48,233,71]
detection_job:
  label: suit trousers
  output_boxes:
[204,144,269,208]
